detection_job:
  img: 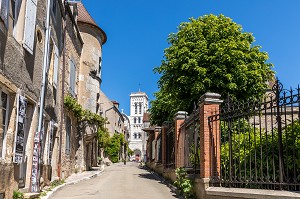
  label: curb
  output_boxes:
[41,169,104,199]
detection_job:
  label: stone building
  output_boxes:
[0,0,108,197]
[99,90,125,161]
[0,0,58,197]
[99,90,125,137]
[77,2,107,170]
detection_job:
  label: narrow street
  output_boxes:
[50,162,179,199]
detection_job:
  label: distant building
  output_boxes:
[128,91,149,161]
[99,90,125,137]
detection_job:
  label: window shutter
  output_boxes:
[0,0,9,26]
[65,117,71,155]
[69,59,76,96]
[53,44,59,87]
[23,0,37,54]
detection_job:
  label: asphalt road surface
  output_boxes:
[50,162,179,199]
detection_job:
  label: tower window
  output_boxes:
[139,102,142,114]
[134,102,137,114]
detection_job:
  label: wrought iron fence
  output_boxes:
[209,80,300,191]
[180,108,200,175]
[165,125,175,168]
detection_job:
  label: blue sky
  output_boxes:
[82,0,300,115]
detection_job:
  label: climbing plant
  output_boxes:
[64,95,109,147]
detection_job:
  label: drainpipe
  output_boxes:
[37,0,51,140]
[30,0,51,193]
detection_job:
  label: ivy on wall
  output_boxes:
[64,95,126,163]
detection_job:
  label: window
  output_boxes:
[138,117,141,124]
[138,133,141,139]
[10,0,21,37]
[23,0,37,54]
[134,102,137,114]
[51,0,56,17]
[134,133,137,139]
[0,0,9,26]
[0,90,9,158]
[139,102,142,114]
[65,116,71,155]
[134,117,136,124]
[99,57,102,79]
[69,58,76,96]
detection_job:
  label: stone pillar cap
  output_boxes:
[155,126,162,131]
[174,111,188,120]
[199,92,223,105]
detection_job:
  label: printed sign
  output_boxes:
[30,131,40,192]
[13,95,27,164]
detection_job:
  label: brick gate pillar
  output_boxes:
[199,93,223,179]
[174,111,187,168]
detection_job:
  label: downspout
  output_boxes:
[58,1,67,179]
[30,0,51,193]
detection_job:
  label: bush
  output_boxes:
[221,119,300,184]
[13,190,24,199]
[174,167,195,198]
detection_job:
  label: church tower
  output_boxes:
[128,91,149,161]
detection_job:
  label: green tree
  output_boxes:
[150,14,274,125]
[105,133,125,163]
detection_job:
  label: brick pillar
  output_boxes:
[174,111,187,168]
[199,93,223,179]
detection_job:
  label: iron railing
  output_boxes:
[209,80,300,191]
[165,126,175,168]
[180,108,200,175]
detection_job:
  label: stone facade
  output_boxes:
[0,0,47,196]
[0,0,108,197]
[99,90,125,137]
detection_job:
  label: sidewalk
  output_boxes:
[40,166,104,199]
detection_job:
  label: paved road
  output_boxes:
[50,162,179,199]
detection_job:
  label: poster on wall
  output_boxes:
[30,131,40,192]
[13,94,27,164]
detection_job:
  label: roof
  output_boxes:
[77,2,107,44]
[111,100,119,105]
[142,127,155,133]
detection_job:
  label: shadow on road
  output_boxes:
[136,167,181,199]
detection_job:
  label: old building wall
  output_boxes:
[78,23,102,114]
[0,0,49,195]
[60,9,84,178]
[99,90,125,136]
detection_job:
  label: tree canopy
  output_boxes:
[150,14,274,125]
